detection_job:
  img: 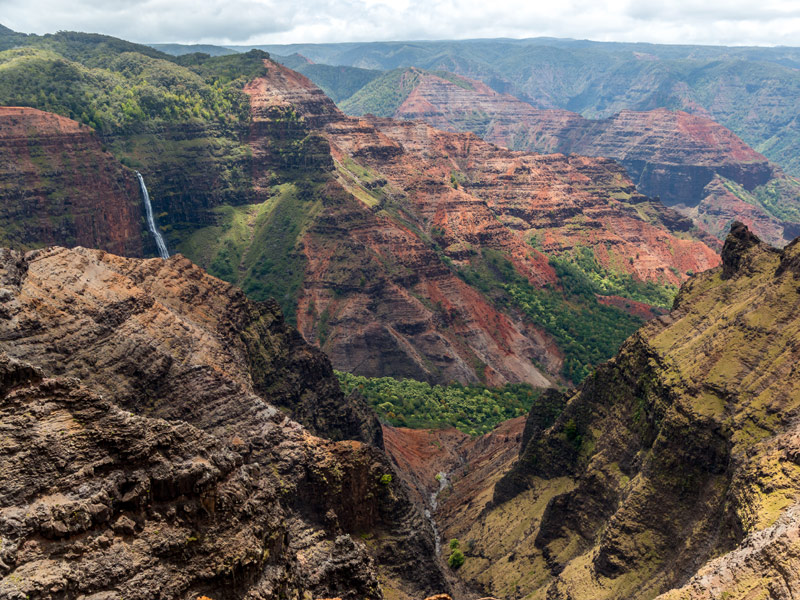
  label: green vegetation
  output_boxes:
[340,67,422,116]
[553,247,677,308]
[458,249,644,384]
[448,539,466,569]
[720,176,800,226]
[176,182,321,325]
[431,70,476,91]
[291,63,382,103]
[378,474,393,485]
[337,371,541,436]
[0,44,268,132]
[752,177,800,224]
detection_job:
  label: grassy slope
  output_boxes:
[340,68,422,116]
[176,182,322,325]
[292,63,382,103]
[718,175,800,224]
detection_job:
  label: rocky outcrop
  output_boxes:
[346,69,799,247]
[436,224,800,599]
[0,246,447,599]
[655,503,800,600]
[0,107,145,256]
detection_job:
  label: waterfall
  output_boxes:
[136,171,169,259]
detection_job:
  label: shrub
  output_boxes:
[379,474,392,485]
[448,548,465,569]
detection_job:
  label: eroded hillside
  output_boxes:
[432,223,800,599]
[0,107,144,255]
[340,68,800,247]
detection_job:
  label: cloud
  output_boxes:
[3,0,294,43]
[3,0,799,46]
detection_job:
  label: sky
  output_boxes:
[2,0,800,47]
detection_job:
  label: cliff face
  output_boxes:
[347,68,799,247]
[360,117,720,283]
[0,247,446,600]
[242,65,558,386]
[101,120,257,232]
[436,224,800,599]
[214,60,718,386]
[0,107,145,256]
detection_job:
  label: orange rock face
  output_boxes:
[242,60,720,385]
[0,107,145,256]
[361,118,720,285]
[374,69,797,246]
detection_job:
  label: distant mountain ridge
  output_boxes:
[340,67,800,246]
[150,42,240,56]
[230,37,800,178]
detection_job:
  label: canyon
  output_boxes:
[384,224,800,599]
[0,224,797,600]
[0,24,800,600]
[340,68,800,247]
[0,36,721,386]
[192,59,719,385]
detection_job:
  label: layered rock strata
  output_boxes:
[0,107,145,255]
[351,69,799,247]
[0,246,447,600]
[237,60,719,385]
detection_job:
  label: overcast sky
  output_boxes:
[3,0,800,47]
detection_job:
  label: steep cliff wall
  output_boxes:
[437,224,800,599]
[0,246,447,600]
[0,107,145,255]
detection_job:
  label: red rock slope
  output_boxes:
[0,107,145,256]
[241,60,719,385]
[367,69,799,247]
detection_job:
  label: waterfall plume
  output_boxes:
[136,171,169,259]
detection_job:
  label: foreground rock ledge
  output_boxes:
[0,246,447,600]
